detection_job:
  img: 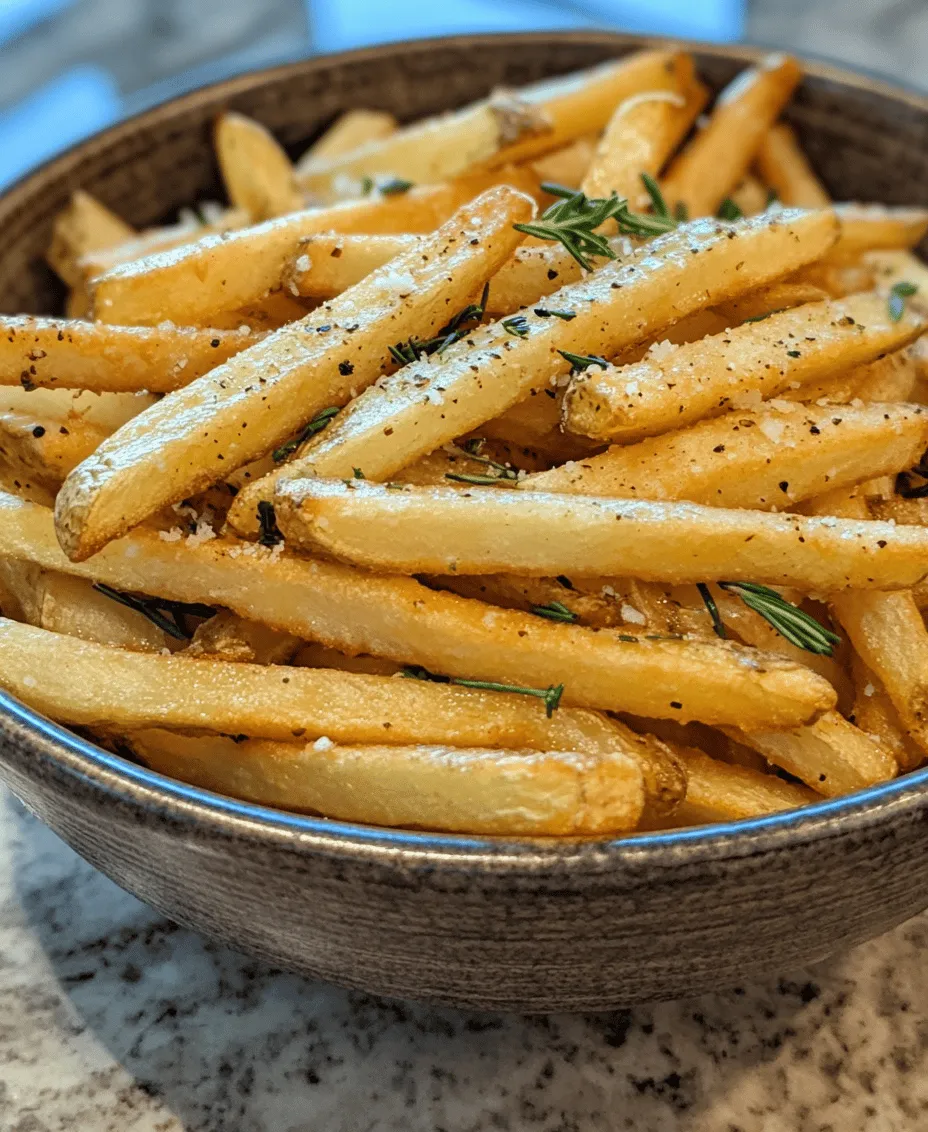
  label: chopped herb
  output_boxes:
[558,349,609,374]
[360,176,375,194]
[786,349,802,358]
[272,406,339,462]
[556,574,574,589]
[256,501,284,547]
[743,307,786,324]
[889,280,918,322]
[352,467,365,479]
[719,582,840,656]
[640,172,671,219]
[531,600,578,623]
[444,441,518,486]
[502,315,530,338]
[401,665,564,716]
[534,307,576,321]
[717,197,744,221]
[445,472,511,486]
[379,178,414,195]
[697,582,727,639]
[92,583,215,641]
[389,282,489,365]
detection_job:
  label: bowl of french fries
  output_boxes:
[1,32,928,1010]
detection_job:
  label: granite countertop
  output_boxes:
[2,789,927,1132]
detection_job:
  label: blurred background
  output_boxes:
[0,0,921,190]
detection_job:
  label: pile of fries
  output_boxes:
[3,48,928,836]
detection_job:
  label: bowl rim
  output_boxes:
[3,29,928,874]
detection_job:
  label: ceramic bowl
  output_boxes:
[2,32,928,1012]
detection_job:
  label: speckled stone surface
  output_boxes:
[3,789,927,1132]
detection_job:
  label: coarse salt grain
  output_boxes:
[313,736,335,751]
[864,683,875,697]
[158,528,183,542]
[621,603,646,625]
[647,339,675,362]
[22,676,36,688]
[295,254,311,273]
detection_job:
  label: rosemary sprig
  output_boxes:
[719,582,840,656]
[444,439,518,486]
[389,282,490,365]
[743,307,786,324]
[502,315,530,338]
[559,350,609,374]
[640,172,671,219]
[534,307,576,320]
[401,665,564,716]
[256,501,284,547]
[697,583,726,639]
[889,280,918,322]
[531,600,578,624]
[92,583,215,641]
[717,197,744,221]
[272,406,339,462]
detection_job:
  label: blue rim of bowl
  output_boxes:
[1,31,928,872]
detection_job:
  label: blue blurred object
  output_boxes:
[0,0,74,44]
[0,65,121,189]
[308,0,744,52]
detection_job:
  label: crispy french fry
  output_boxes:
[186,609,302,664]
[523,402,928,510]
[562,291,924,442]
[125,729,648,835]
[729,174,770,216]
[423,573,629,629]
[789,258,877,299]
[478,393,599,464]
[57,186,533,561]
[783,348,919,406]
[661,54,802,217]
[830,203,928,259]
[0,318,262,394]
[864,249,928,309]
[292,641,402,676]
[755,123,830,208]
[0,492,835,729]
[91,171,536,328]
[731,711,896,796]
[711,280,829,324]
[296,109,397,174]
[0,409,108,485]
[274,479,928,591]
[0,461,54,507]
[867,494,928,526]
[850,655,922,772]
[232,209,840,530]
[660,744,816,824]
[297,51,686,194]
[47,191,135,287]
[0,386,156,432]
[528,136,598,188]
[215,112,305,221]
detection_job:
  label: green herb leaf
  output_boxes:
[272,406,339,462]
[640,172,671,219]
[719,582,840,656]
[558,349,609,374]
[401,666,564,716]
[360,176,375,195]
[889,280,918,322]
[531,600,578,623]
[379,178,413,195]
[502,315,530,338]
[389,282,490,365]
[92,582,215,641]
[743,307,786,324]
[697,582,726,639]
[534,307,576,320]
[717,197,744,221]
[256,501,284,547]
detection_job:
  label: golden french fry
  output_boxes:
[831,203,928,259]
[864,249,928,310]
[731,711,896,796]
[424,573,629,629]
[47,191,135,287]
[523,402,928,510]
[0,461,55,507]
[850,655,923,772]
[0,386,156,432]
[126,728,648,835]
[563,291,924,442]
[232,209,840,531]
[528,135,598,188]
[292,641,403,676]
[0,409,108,486]
[661,54,802,217]
[867,494,928,526]
[755,123,830,208]
[0,318,262,394]
[0,492,835,729]
[783,348,919,406]
[712,280,829,324]
[296,109,397,174]
[186,609,302,664]
[57,186,533,561]
[728,174,770,216]
[215,112,305,221]
[661,744,816,825]
[297,51,687,194]
[274,479,928,591]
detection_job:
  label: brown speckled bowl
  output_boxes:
[2,33,928,1012]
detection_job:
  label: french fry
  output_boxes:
[730,710,896,796]
[711,280,829,324]
[523,402,928,510]
[57,186,533,560]
[864,249,928,310]
[782,348,919,406]
[728,174,770,216]
[0,318,262,394]
[232,209,840,530]
[125,729,648,835]
[659,744,816,825]
[850,655,923,772]
[292,641,402,676]
[0,492,835,729]
[296,109,398,174]
[789,258,877,299]
[186,609,302,664]
[297,51,687,194]
[0,461,55,507]
[867,494,928,526]
[562,291,924,442]
[755,123,830,208]
[423,573,629,629]
[214,112,305,221]
[528,136,598,188]
[661,54,802,217]
[581,56,704,201]
[0,409,108,485]
[830,204,928,259]
[0,386,157,432]
[47,191,135,287]
[273,479,928,591]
